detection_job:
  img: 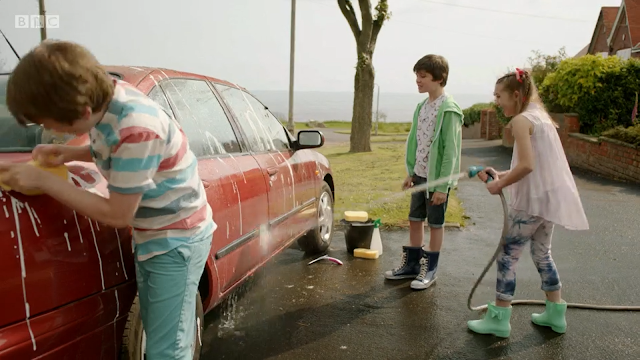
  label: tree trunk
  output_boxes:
[349,53,375,153]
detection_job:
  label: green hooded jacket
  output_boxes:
[405,94,464,193]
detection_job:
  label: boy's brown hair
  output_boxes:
[413,54,449,87]
[6,40,114,126]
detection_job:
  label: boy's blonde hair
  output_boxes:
[6,40,114,126]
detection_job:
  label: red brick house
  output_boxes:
[607,0,640,59]
[575,6,619,58]
[588,6,620,56]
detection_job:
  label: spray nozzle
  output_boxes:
[467,166,494,183]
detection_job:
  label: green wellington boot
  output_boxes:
[531,299,567,333]
[467,302,512,338]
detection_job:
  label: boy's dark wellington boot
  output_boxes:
[411,251,439,290]
[384,246,423,280]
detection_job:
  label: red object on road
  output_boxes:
[0,66,335,359]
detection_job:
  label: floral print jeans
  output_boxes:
[496,208,562,301]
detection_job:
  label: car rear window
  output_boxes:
[0,74,73,153]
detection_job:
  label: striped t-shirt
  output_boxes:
[89,80,216,261]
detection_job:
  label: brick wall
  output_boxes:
[502,112,640,183]
[462,122,482,139]
[480,109,503,141]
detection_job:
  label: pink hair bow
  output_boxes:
[515,68,525,83]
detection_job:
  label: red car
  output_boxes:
[0,66,335,359]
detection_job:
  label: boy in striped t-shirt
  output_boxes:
[1,40,215,359]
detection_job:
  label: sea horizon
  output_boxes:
[250,90,492,123]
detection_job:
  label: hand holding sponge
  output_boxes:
[0,159,69,196]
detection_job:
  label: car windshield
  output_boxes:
[0,74,73,153]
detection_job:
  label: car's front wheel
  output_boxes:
[121,291,204,360]
[298,181,334,254]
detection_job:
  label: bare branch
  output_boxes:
[338,0,361,40]
[358,0,374,47]
[370,0,389,52]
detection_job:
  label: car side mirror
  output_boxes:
[295,130,324,150]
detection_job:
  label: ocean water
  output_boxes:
[251,90,492,123]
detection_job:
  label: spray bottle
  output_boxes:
[369,218,383,256]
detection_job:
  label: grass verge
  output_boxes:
[280,120,412,133]
[317,143,467,229]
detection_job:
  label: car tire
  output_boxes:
[120,291,205,360]
[297,181,334,254]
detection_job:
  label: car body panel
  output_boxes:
[0,65,333,359]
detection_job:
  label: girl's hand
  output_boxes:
[486,179,504,195]
[478,167,499,182]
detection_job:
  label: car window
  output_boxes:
[241,92,291,152]
[162,79,241,157]
[215,84,286,153]
[147,85,175,119]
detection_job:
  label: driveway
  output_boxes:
[201,139,640,359]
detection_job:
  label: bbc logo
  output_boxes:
[15,15,60,29]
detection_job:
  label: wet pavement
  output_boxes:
[201,139,640,359]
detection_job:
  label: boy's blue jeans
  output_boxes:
[135,237,212,360]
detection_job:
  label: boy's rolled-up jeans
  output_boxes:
[496,208,562,301]
[135,235,212,360]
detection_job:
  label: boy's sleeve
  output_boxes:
[435,110,463,194]
[108,126,165,194]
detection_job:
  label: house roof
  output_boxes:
[607,0,640,49]
[574,44,589,57]
[587,6,619,54]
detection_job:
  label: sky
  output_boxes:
[0,0,624,97]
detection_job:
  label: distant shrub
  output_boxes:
[539,55,640,135]
[462,103,492,127]
[601,124,640,146]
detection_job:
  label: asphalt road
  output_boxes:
[201,139,640,360]
[317,128,350,144]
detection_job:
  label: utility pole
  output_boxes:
[374,83,380,136]
[38,0,47,42]
[287,0,296,134]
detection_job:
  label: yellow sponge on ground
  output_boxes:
[344,211,369,222]
[354,248,379,259]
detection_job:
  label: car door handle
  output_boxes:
[202,180,211,189]
[267,168,278,177]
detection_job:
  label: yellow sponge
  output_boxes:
[0,160,68,196]
[344,211,369,222]
[354,248,379,259]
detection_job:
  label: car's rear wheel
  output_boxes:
[298,181,334,254]
[121,291,204,360]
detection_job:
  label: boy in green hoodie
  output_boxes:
[384,54,463,290]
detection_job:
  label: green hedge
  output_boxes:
[462,103,492,127]
[539,55,640,135]
[602,124,640,146]
[491,102,511,124]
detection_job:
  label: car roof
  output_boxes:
[102,65,247,91]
